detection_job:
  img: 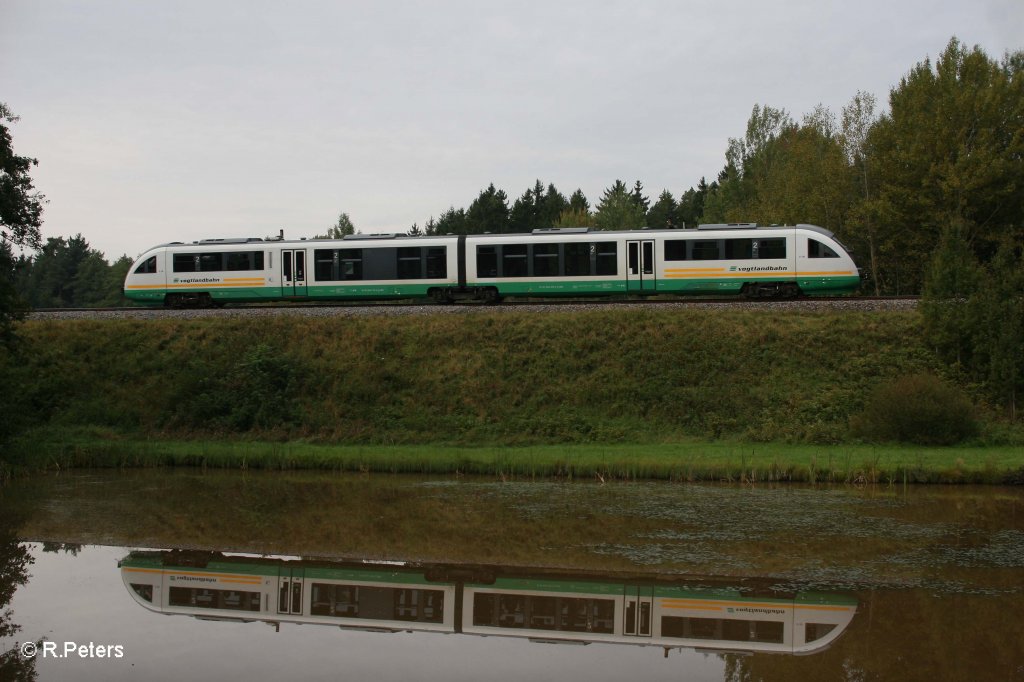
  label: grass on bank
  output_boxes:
[9,430,1024,485]
[4,307,1023,484]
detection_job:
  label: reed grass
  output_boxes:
[11,433,1024,485]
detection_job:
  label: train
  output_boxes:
[119,550,857,656]
[122,224,861,307]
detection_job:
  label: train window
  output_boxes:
[691,240,720,260]
[477,246,498,278]
[595,242,617,275]
[561,598,614,633]
[528,596,558,629]
[395,588,444,623]
[498,594,527,627]
[721,618,753,641]
[130,583,153,603]
[168,586,261,612]
[809,239,839,258]
[134,256,158,274]
[805,622,837,643]
[472,594,614,632]
[563,243,591,276]
[199,253,223,272]
[425,247,447,279]
[314,249,337,281]
[757,238,787,259]
[311,584,358,617]
[473,593,499,626]
[725,239,753,259]
[533,244,559,277]
[664,240,688,261]
[225,251,264,271]
[339,249,363,280]
[307,584,445,622]
[753,620,785,643]
[502,245,528,277]
[173,254,198,272]
[661,616,784,643]
[397,247,422,279]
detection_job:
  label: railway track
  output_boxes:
[29,296,919,319]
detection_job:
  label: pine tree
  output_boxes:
[466,183,510,234]
[594,181,645,231]
[647,190,678,229]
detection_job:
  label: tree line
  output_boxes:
[340,37,1017,299]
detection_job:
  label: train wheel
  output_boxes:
[481,288,502,305]
[781,283,803,299]
[430,288,453,305]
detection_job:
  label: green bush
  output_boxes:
[851,373,978,445]
[170,343,305,432]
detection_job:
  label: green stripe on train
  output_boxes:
[124,274,859,303]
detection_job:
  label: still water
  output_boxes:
[1,470,1022,681]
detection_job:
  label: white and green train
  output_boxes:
[123,224,861,307]
[120,551,857,655]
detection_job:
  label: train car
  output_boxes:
[120,551,857,655]
[463,577,857,655]
[119,551,458,633]
[123,224,859,307]
[122,234,461,308]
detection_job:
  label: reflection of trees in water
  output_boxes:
[0,523,38,681]
[41,542,82,556]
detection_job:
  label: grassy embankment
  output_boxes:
[3,306,1023,483]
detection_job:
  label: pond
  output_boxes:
[1,470,1022,680]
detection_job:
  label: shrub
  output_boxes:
[851,373,977,445]
[170,343,305,432]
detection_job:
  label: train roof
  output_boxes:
[148,224,835,250]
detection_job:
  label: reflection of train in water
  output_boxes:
[123,224,861,307]
[120,551,857,655]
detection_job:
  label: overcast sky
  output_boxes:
[2,1,1022,261]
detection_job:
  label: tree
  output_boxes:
[432,207,467,235]
[0,104,43,251]
[465,183,510,234]
[508,180,567,233]
[647,190,678,229]
[594,180,645,230]
[318,212,356,239]
[567,189,590,214]
[630,180,650,218]
[555,207,596,228]
[0,520,38,681]
[922,230,1024,420]
[841,91,884,294]
[19,235,92,307]
[558,189,596,227]
[1,103,45,342]
[975,242,1024,419]
[0,244,22,345]
[920,224,984,370]
[13,235,129,308]
[677,177,711,228]
[869,38,1024,292]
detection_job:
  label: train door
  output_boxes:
[281,249,308,298]
[626,240,656,293]
[277,566,305,616]
[623,585,654,638]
